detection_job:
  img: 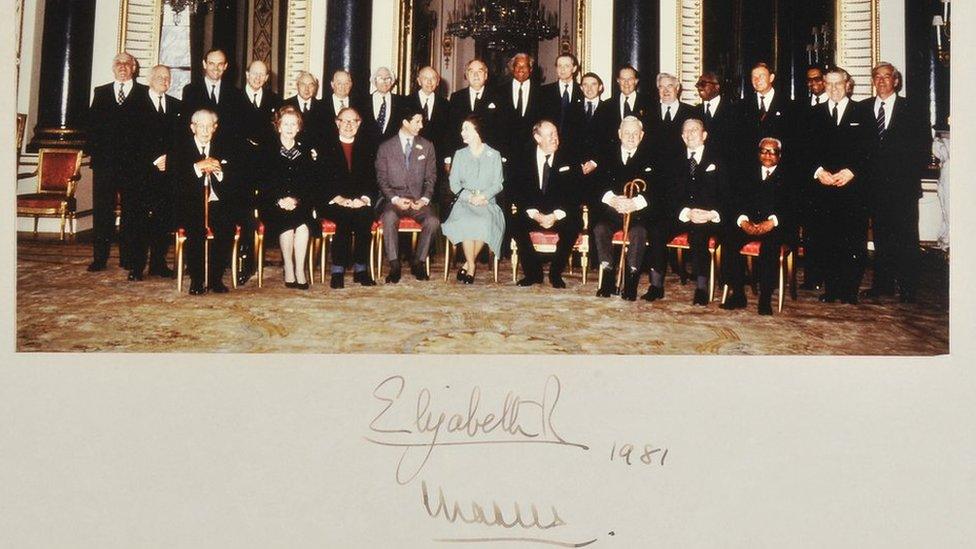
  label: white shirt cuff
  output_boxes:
[420,197,430,205]
[736,215,750,226]
[768,214,779,227]
[814,166,824,180]
[361,196,372,206]
[153,155,165,166]
[526,208,539,218]
[601,191,616,205]
[709,210,720,223]
[444,157,452,164]
[554,209,566,220]
[193,164,204,178]
[632,195,648,210]
[678,207,691,222]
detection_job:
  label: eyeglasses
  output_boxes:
[338,119,361,124]
[695,81,718,88]
[759,148,780,155]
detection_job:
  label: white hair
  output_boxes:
[656,73,679,87]
[191,109,218,124]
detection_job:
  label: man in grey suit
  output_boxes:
[375,106,441,282]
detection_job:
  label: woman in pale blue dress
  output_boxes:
[441,115,505,283]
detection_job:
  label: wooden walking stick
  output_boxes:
[616,178,647,290]
[203,172,211,288]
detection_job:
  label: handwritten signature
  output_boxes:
[366,375,589,484]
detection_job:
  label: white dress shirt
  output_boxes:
[245,85,264,108]
[873,95,896,131]
[511,79,530,115]
[619,92,637,119]
[526,148,565,220]
[755,88,776,110]
[810,92,827,106]
[417,90,436,118]
[558,80,575,102]
[702,95,722,116]
[332,94,350,115]
[114,80,134,102]
[659,100,679,120]
[468,87,484,112]
[204,77,222,103]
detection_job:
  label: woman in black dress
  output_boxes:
[259,106,319,289]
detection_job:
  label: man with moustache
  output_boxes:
[446,59,504,169]
[284,71,330,149]
[720,138,793,315]
[181,49,243,141]
[375,107,440,283]
[509,120,584,288]
[363,67,407,143]
[692,71,737,156]
[171,109,241,295]
[592,117,665,301]
[860,62,930,303]
[805,67,875,304]
[125,64,182,281]
[86,52,147,272]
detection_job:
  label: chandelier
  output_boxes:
[164,0,215,23]
[447,0,559,52]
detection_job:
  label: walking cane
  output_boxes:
[203,172,211,288]
[616,178,647,290]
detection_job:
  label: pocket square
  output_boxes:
[488,103,496,109]
[644,167,653,172]
[705,164,716,172]
[850,122,860,126]
[415,144,424,150]
[775,111,781,116]
[558,165,570,172]
[417,155,426,160]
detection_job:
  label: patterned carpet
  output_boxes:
[16,237,949,354]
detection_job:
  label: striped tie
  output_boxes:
[876,101,887,139]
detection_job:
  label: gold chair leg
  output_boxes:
[231,236,239,290]
[443,239,451,282]
[376,229,383,278]
[175,234,185,292]
[256,233,264,288]
[581,249,588,285]
[708,249,716,302]
[493,252,499,283]
[307,237,315,287]
[721,283,729,304]
[511,249,518,283]
[59,211,67,241]
[369,232,376,280]
[778,251,786,313]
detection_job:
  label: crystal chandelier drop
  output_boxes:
[164,0,216,24]
[447,0,559,52]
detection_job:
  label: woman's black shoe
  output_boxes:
[296,281,310,290]
[285,281,298,288]
[457,267,469,283]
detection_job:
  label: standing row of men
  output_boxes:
[86,48,931,307]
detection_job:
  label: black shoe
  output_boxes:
[87,261,107,272]
[189,282,206,295]
[517,276,542,287]
[549,274,566,289]
[385,262,402,284]
[285,281,298,288]
[596,269,616,297]
[127,270,143,281]
[236,267,254,287]
[356,272,376,286]
[693,289,709,306]
[411,262,429,281]
[641,285,664,301]
[720,289,747,310]
[330,273,345,289]
[209,281,230,293]
[457,267,469,283]
[758,300,773,315]
[861,287,894,299]
[149,265,175,278]
[295,281,309,290]
[818,292,838,303]
[621,271,639,301]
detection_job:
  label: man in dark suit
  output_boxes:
[720,138,793,315]
[670,118,730,305]
[284,71,328,147]
[446,59,506,169]
[375,107,440,283]
[803,66,829,108]
[326,70,357,125]
[692,71,737,157]
[407,66,452,210]
[578,72,614,174]
[236,59,282,285]
[861,62,930,303]
[362,67,407,143]
[796,65,829,290]
[605,65,655,144]
[125,64,182,281]
[539,53,585,150]
[592,117,667,300]
[805,67,876,304]
[645,73,694,160]
[510,120,585,288]
[171,109,240,295]
[320,107,377,288]
[497,53,545,150]
[736,62,795,165]
[180,48,243,142]
[86,52,148,272]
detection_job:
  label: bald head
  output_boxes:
[416,66,440,94]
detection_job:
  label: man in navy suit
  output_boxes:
[180,49,243,142]
[736,62,795,166]
[605,65,654,144]
[539,53,585,149]
[86,52,148,272]
[126,64,182,281]
[860,63,930,303]
[692,71,737,157]
[509,120,584,288]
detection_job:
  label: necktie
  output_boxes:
[561,84,570,109]
[209,84,216,103]
[705,102,712,120]
[404,138,412,168]
[624,152,632,165]
[832,104,839,126]
[200,145,207,159]
[876,101,887,138]
[541,154,552,193]
[623,97,633,118]
[377,96,387,131]
[763,168,770,181]
[759,95,767,120]
[516,85,524,116]
[304,101,309,113]
[473,92,481,111]
[689,151,698,175]
[664,105,672,123]
[586,101,594,119]
[341,98,347,110]
[252,93,258,108]
[814,95,821,105]
[117,83,125,104]
[424,98,431,122]
[157,95,165,113]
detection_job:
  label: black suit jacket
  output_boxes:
[736,89,796,160]
[538,81,587,160]
[495,78,546,151]
[693,96,738,157]
[604,92,656,142]
[361,92,408,142]
[731,163,794,236]
[669,145,730,221]
[577,99,615,163]
[170,135,241,228]
[862,95,930,198]
[644,101,695,158]
[238,87,282,148]
[283,95,329,147]
[320,137,378,209]
[180,79,245,141]
[87,81,150,172]
[510,146,584,218]
[447,86,506,160]
[407,91,452,163]
[805,99,876,198]
[593,141,667,224]
[135,89,183,181]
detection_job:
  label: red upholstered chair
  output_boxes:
[720,241,797,312]
[443,239,499,282]
[174,225,243,292]
[666,232,721,301]
[375,217,430,277]
[310,218,377,284]
[509,206,590,284]
[16,148,83,240]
